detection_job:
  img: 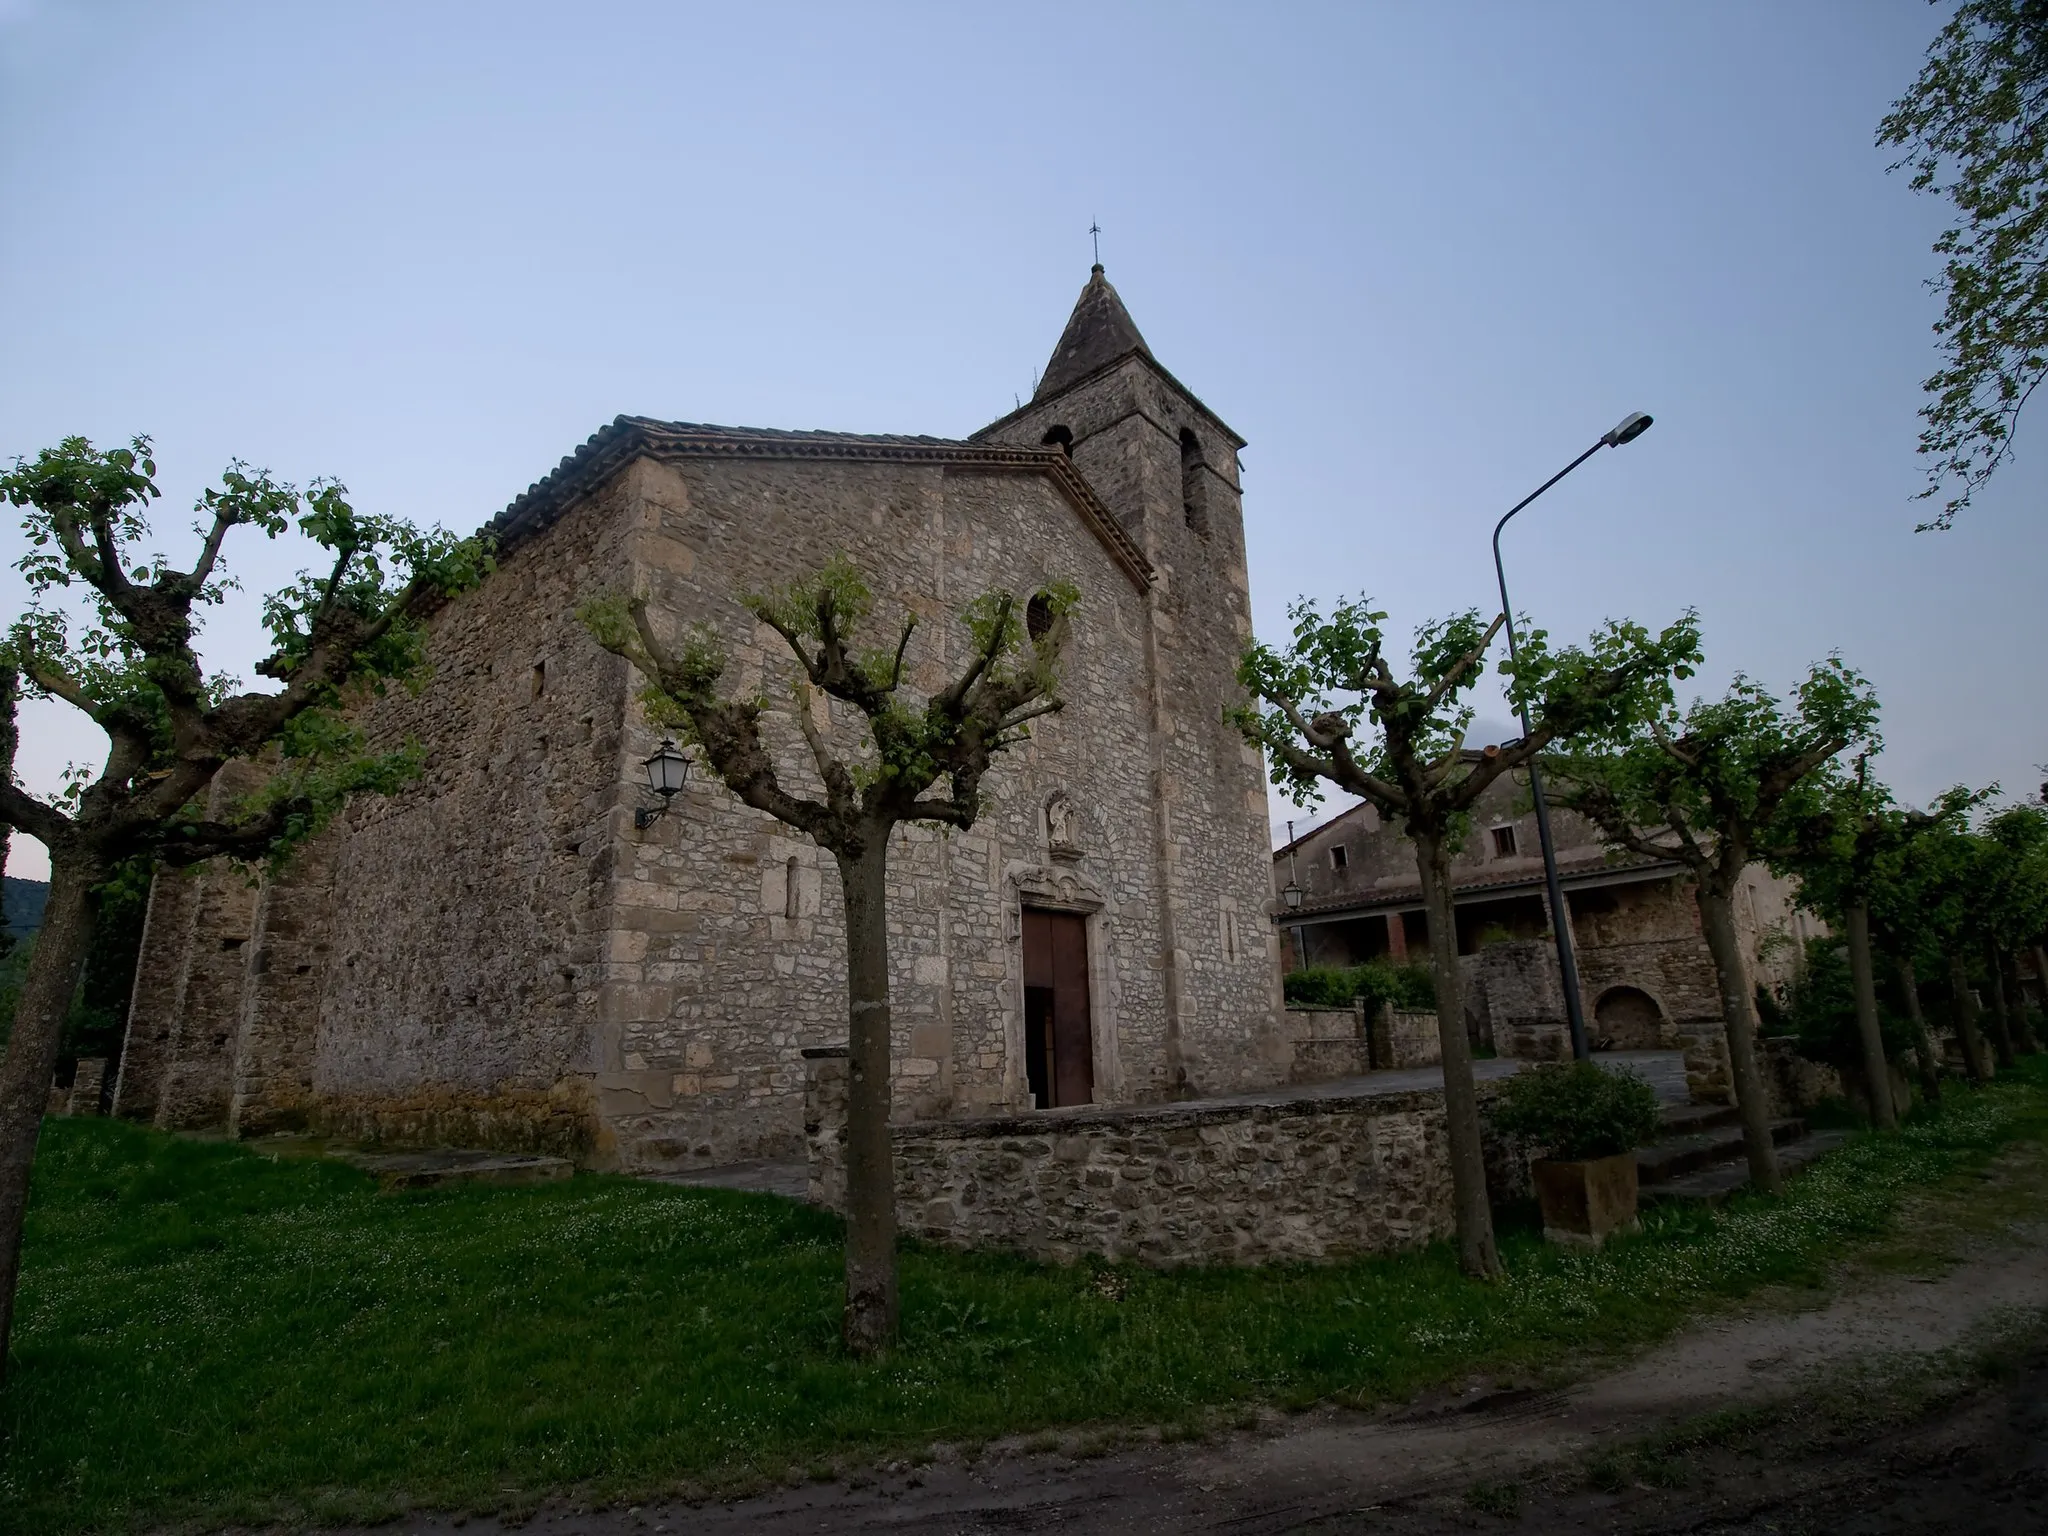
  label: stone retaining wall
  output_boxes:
[803,1046,1455,1267]
[1283,1003,1441,1083]
[1384,1007,1441,1069]
[1284,1004,1368,1081]
[1759,1037,1844,1117]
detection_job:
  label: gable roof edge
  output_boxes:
[972,350,1248,450]
[489,416,1154,592]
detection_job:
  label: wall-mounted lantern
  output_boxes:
[635,737,694,829]
[1283,880,1303,911]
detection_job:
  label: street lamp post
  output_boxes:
[1282,818,1305,964]
[1492,411,1654,1061]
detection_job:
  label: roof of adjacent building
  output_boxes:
[487,414,1155,589]
[1282,852,1682,920]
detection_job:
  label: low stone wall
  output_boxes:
[1759,1037,1844,1117]
[1384,1007,1441,1069]
[1285,1004,1440,1079]
[1462,942,1572,1062]
[802,1047,1454,1266]
[66,1058,109,1117]
[1285,1004,1369,1082]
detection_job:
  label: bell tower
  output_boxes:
[975,268,1282,1098]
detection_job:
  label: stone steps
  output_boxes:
[1639,1129,1852,1203]
[1635,1114,1808,1186]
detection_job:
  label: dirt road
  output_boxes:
[340,1147,2048,1535]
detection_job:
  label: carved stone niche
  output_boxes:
[1044,790,1085,864]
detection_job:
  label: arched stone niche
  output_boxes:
[1592,984,1673,1051]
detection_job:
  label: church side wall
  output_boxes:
[594,455,1165,1170]
[288,480,636,1157]
[227,831,340,1136]
[141,762,269,1130]
[110,865,200,1122]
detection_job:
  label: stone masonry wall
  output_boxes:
[127,349,1288,1173]
[595,453,1180,1168]
[295,475,636,1158]
[1384,1008,1442,1069]
[110,865,199,1121]
[980,354,1287,1100]
[147,764,267,1130]
[1461,941,1571,1061]
[804,1047,1452,1267]
[227,830,340,1136]
[120,476,642,1152]
[1285,1003,1368,1081]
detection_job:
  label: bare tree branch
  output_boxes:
[888,615,915,691]
[0,782,71,849]
[1421,614,1504,713]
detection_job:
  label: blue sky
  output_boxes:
[3,1,2042,880]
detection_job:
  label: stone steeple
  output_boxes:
[1034,265,1152,401]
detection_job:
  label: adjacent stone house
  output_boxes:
[115,266,1287,1171]
[1274,773,1813,1097]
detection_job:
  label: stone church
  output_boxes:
[112,266,1289,1171]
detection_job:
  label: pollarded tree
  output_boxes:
[0,436,492,1378]
[1975,802,2048,1053]
[1862,783,1992,1104]
[1546,661,1880,1195]
[1880,0,2048,527]
[581,560,1074,1355]
[1773,758,1983,1126]
[1895,819,2000,1083]
[1234,597,1702,1280]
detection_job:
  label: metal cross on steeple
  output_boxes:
[1089,222,1102,266]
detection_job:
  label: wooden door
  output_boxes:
[1021,909,1094,1108]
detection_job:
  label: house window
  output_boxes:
[1330,844,1348,871]
[1491,825,1517,858]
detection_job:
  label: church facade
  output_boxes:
[112,268,1290,1171]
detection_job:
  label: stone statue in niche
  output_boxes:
[1046,791,1083,862]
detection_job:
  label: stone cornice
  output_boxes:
[491,415,1154,591]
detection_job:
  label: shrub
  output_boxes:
[1282,967,1358,1009]
[1781,937,1916,1069]
[1488,1060,1663,1162]
[1282,960,1435,1012]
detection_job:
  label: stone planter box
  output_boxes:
[1531,1151,1639,1248]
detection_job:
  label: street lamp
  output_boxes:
[1492,411,1655,1061]
[634,737,694,829]
[1281,818,1305,964]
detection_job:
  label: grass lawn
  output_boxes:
[4,1060,2046,1534]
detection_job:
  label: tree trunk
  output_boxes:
[1412,831,1502,1281]
[0,843,102,1379]
[1844,905,1897,1130]
[2000,951,2037,1053]
[2032,946,2048,1049]
[835,838,898,1357]
[1980,939,2017,1069]
[1947,952,1991,1084]
[1695,885,1782,1194]
[1895,956,1941,1105]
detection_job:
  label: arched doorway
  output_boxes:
[1593,986,1665,1051]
